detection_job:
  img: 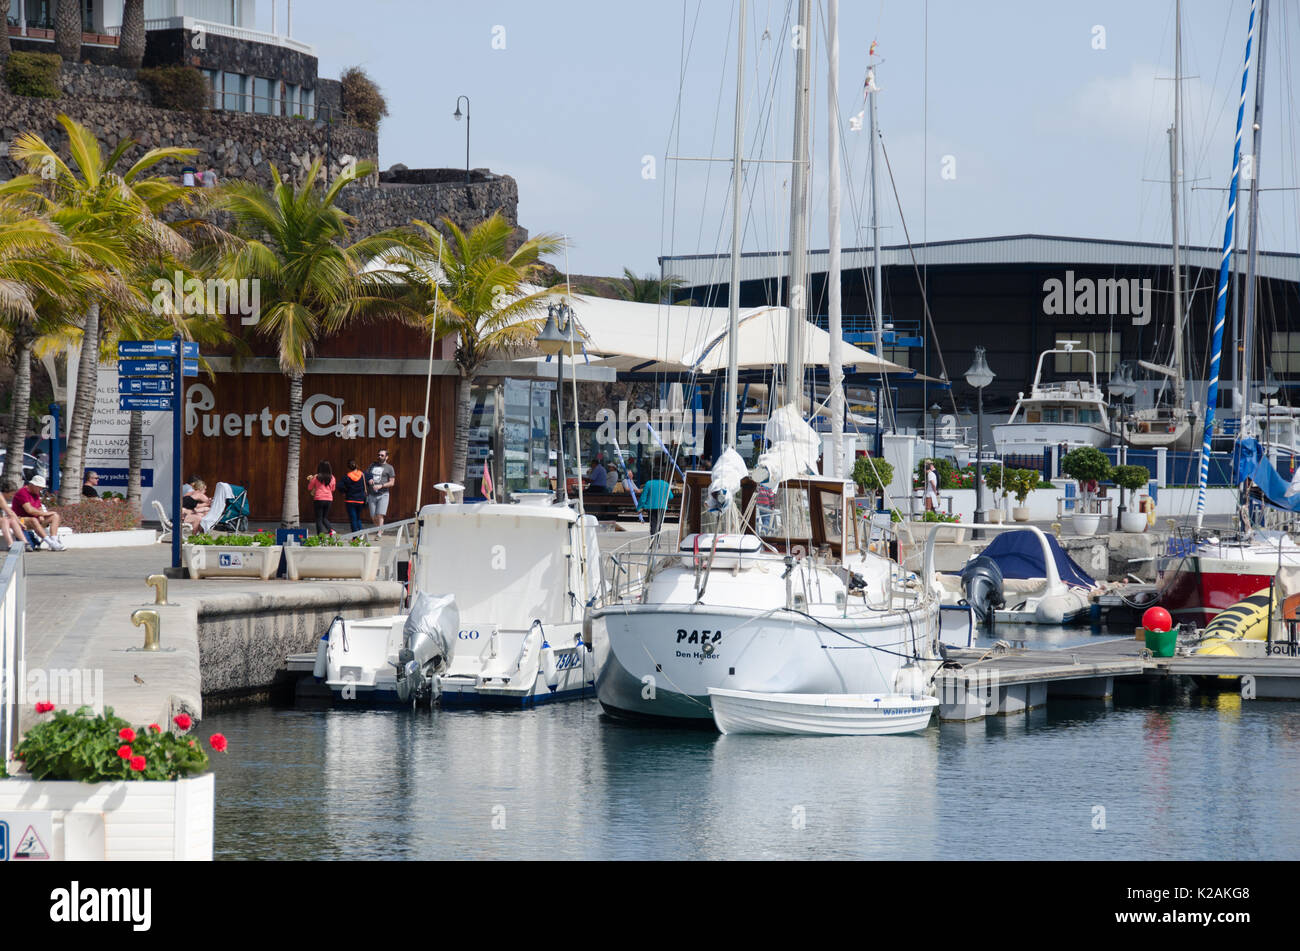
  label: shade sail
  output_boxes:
[553,294,909,376]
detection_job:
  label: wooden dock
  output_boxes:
[936,636,1300,720]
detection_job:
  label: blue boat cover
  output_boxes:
[1248,455,1300,513]
[1234,437,1263,484]
[979,530,1096,589]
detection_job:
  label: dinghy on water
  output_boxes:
[943,528,1101,625]
[708,688,938,736]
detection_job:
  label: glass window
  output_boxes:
[302,87,316,120]
[1054,332,1117,374]
[222,72,243,112]
[1042,407,1059,423]
[1061,408,1075,423]
[763,485,813,541]
[253,77,273,115]
[1272,333,1300,374]
[287,83,300,117]
[819,492,844,546]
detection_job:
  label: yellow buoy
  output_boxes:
[1196,587,1274,658]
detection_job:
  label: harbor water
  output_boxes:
[206,627,1300,861]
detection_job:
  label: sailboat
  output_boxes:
[591,0,941,726]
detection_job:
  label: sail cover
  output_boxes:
[1248,456,1300,513]
[978,531,1096,589]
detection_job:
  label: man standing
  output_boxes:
[638,474,673,535]
[14,475,64,550]
[366,449,396,531]
[924,462,939,513]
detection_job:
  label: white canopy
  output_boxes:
[553,294,909,377]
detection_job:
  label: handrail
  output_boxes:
[0,541,25,770]
[922,522,1064,600]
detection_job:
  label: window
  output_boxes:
[1272,333,1300,374]
[253,77,273,115]
[221,72,244,112]
[883,346,911,368]
[286,84,301,117]
[1055,332,1116,374]
[302,87,316,120]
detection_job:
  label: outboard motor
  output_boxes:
[394,593,459,706]
[960,555,1005,625]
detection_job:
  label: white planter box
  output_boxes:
[283,545,380,581]
[0,772,213,860]
[184,544,282,580]
[1120,511,1148,533]
[1072,513,1102,537]
[59,529,158,550]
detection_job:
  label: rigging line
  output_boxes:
[877,133,958,416]
[692,0,739,254]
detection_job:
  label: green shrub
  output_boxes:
[4,51,62,99]
[188,532,274,547]
[14,706,212,783]
[1006,468,1040,504]
[1061,445,1111,484]
[302,533,369,547]
[49,498,140,533]
[1112,464,1152,492]
[340,66,388,131]
[852,456,893,497]
[137,66,209,112]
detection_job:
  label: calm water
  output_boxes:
[205,629,1300,861]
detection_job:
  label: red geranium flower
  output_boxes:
[209,733,228,753]
[34,702,54,714]
[117,745,132,759]
[149,723,161,733]
[173,713,192,732]
[129,755,147,772]
[118,727,136,742]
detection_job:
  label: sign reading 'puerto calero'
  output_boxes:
[1042,270,1152,326]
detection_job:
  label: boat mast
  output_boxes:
[869,55,885,433]
[725,0,747,453]
[827,0,843,477]
[1169,0,1185,411]
[784,0,813,406]
[1196,0,1258,528]
[1241,0,1270,422]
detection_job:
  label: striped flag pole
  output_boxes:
[1197,0,1259,527]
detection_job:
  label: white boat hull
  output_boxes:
[991,422,1110,453]
[708,689,938,735]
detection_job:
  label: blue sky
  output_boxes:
[262,1,1300,277]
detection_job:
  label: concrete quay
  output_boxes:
[18,545,404,732]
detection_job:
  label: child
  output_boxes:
[307,461,336,536]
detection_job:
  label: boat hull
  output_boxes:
[709,689,937,735]
[1159,553,1284,627]
[991,422,1110,454]
[593,602,939,724]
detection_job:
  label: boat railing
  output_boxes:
[600,530,680,604]
[337,517,418,583]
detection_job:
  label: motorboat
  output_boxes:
[708,688,938,736]
[320,496,603,707]
[992,341,1111,454]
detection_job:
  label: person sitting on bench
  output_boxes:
[13,475,64,550]
[0,491,29,549]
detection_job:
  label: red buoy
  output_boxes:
[1142,606,1172,632]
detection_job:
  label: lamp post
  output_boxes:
[928,403,941,463]
[1261,366,1280,461]
[1108,361,1137,529]
[965,347,994,537]
[536,303,577,505]
[453,96,471,184]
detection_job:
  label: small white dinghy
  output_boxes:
[707,689,939,736]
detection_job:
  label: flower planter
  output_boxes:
[1120,511,1148,534]
[283,545,380,581]
[0,772,213,860]
[926,524,970,544]
[184,544,282,580]
[1012,506,1031,522]
[988,509,1004,524]
[1072,513,1102,537]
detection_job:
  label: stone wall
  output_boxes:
[0,64,378,189]
[143,28,320,90]
[340,173,523,241]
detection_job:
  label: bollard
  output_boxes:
[146,574,168,605]
[131,609,161,652]
[1051,522,1062,539]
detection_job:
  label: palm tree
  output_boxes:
[55,0,81,62]
[384,214,564,484]
[10,114,197,505]
[209,158,411,527]
[0,1,12,62]
[116,0,145,69]
[613,267,686,304]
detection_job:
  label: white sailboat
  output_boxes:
[591,0,940,728]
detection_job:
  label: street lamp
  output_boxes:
[453,96,471,184]
[928,403,941,462]
[1108,361,1138,529]
[964,347,994,536]
[536,303,579,505]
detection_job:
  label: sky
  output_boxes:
[259,0,1300,277]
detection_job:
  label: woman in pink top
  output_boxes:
[307,461,336,536]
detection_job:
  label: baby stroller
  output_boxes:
[203,483,249,533]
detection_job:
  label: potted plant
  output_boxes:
[1005,468,1039,522]
[183,532,283,580]
[1060,446,1111,536]
[1112,465,1152,533]
[283,533,381,581]
[920,508,969,543]
[0,705,226,860]
[983,463,1007,523]
[852,456,894,509]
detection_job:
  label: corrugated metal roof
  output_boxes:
[660,234,1300,287]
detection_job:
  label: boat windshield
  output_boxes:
[682,472,856,558]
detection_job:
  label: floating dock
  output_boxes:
[936,636,1300,720]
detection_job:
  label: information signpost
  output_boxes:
[117,337,199,571]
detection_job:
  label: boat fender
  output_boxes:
[582,604,594,647]
[537,621,560,692]
[312,627,330,679]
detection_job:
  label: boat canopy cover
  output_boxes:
[1248,454,1300,513]
[978,531,1096,589]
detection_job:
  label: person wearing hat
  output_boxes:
[12,474,64,550]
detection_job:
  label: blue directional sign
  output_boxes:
[119,377,174,395]
[118,395,175,412]
[117,340,199,358]
[119,358,199,377]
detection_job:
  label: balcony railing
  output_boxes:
[6,21,119,46]
[106,16,316,56]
